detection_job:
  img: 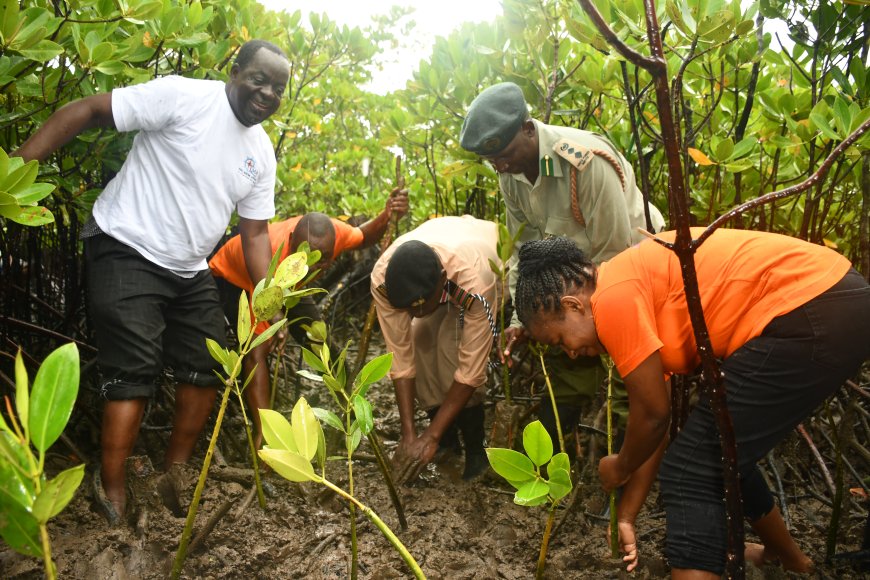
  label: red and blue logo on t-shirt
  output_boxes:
[238,156,259,183]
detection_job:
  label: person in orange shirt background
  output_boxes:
[513,229,869,578]
[209,188,408,447]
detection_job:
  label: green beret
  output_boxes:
[460,82,528,156]
[384,241,441,309]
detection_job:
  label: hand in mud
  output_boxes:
[598,453,630,492]
[500,326,527,366]
[392,434,439,485]
[387,187,409,219]
[607,519,639,572]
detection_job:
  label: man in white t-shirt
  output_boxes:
[17,40,291,524]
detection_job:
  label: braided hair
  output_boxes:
[515,237,596,326]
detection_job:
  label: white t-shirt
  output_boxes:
[92,76,277,271]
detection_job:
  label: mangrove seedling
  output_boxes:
[486,420,572,579]
[171,246,323,579]
[259,397,424,579]
[488,222,525,449]
[0,344,84,580]
[296,320,406,578]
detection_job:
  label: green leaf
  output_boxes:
[0,496,42,557]
[322,374,343,392]
[252,285,283,321]
[205,338,228,366]
[259,408,297,453]
[9,205,54,226]
[734,18,754,36]
[93,60,125,76]
[522,420,553,468]
[0,148,9,179]
[303,320,327,343]
[714,137,733,161]
[296,369,323,383]
[273,251,308,289]
[809,102,840,141]
[0,0,19,41]
[248,318,285,351]
[318,342,331,372]
[354,352,393,395]
[548,452,571,474]
[11,182,54,205]
[30,343,79,453]
[1,160,38,194]
[18,40,63,62]
[127,0,162,20]
[291,397,321,462]
[485,448,536,484]
[14,350,29,439]
[237,291,251,345]
[188,0,203,26]
[264,241,283,287]
[547,467,572,501]
[347,422,362,454]
[312,407,345,433]
[514,479,550,506]
[0,203,22,219]
[721,159,755,173]
[351,394,373,435]
[728,136,756,160]
[833,98,852,135]
[697,9,734,44]
[89,41,113,64]
[258,448,315,482]
[0,432,35,510]
[301,346,327,374]
[32,463,85,522]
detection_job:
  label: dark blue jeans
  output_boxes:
[658,269,870,573]
[86,234,227,400]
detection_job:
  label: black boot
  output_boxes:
[425,407,461,454]
[456,405,488,480]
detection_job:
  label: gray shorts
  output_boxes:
[85,234,227,400]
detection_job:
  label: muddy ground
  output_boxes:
[2,331,868,579]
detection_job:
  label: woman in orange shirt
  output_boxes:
[514,230,870,578]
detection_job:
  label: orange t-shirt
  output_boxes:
[209,216,365,296]
[591,228,852,377]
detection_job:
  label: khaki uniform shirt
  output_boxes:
[371,216,500,388]
[501,120,664,325]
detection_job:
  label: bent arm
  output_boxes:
[614,352,671,482]
[17,93,115,162]
[422,380,476,443]
[238,217,273,288]
[393,377,419,440]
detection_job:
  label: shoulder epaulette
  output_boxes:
[553,139,594,172]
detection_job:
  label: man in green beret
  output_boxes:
[370,216,500,483]
[460,81,664,449]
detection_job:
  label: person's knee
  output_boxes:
[101,379,156,400]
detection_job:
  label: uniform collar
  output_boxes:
[506,119,564,186]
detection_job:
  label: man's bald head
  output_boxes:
[291,212,336,270]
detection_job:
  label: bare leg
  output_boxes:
[243,340,272,450]
[101,399,147,516]
[164,383,218,468]
[748,505,813,573]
